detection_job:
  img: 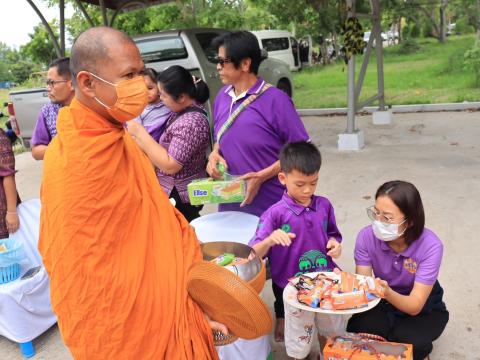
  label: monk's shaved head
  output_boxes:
[70,26,136,82]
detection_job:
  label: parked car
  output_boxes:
[8,28,294,147]
[251,30,312,71]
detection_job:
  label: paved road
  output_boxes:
[1,111,479,359]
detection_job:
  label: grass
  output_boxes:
[292,35,480,109]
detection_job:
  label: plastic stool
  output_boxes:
[19,341,35,358]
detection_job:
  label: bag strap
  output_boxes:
[216,82,272,143]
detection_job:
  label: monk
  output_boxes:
[38,27,223,359]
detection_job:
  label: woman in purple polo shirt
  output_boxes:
[347,181,448,360]
[127,66,210,222]
[206,31,309,217]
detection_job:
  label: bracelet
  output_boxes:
[6,211,17,215]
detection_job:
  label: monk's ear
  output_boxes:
[76,71,96,98]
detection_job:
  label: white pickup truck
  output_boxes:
[8,27,294,147]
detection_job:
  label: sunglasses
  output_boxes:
[214,56,233,67]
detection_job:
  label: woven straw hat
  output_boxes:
[187,261,273,340]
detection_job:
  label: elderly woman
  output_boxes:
[347,180,448,360]
[207,30,310,217]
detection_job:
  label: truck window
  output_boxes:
[261,37,289,52]
[136,36,188,63]
[195,32,223,63]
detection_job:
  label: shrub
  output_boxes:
[398,37,421,54]
[456,18,475,35]
[463,40,480,87]
[410,23,421,38]
[423,22,434,38]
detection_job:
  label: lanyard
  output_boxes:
[216,83,272,144]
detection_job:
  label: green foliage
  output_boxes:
[410,23,421,38]
[397,37,421,54]
[463,40,480,86]
[293,35,479,108]
[422,21,434,38]
[9,61,42,84]
[455,18,476,35]
[21,22,59,66]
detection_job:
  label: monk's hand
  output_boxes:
[326,238,342,258]
[205,314,229,336]
[5,212,19,233]
[239,171,265,207]
[206,150,227,179]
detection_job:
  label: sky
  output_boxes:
[0,1,74,49]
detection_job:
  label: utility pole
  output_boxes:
[477,0,480,39]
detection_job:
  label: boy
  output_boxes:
[249,141,344,359]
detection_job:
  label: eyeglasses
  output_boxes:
[214,56,233,67]
[46,79,68,88]
[366,206,405,224]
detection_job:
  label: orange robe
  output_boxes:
[39,98,217,359]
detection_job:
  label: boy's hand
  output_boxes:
[326,238,341,258]
[268,229,296,247]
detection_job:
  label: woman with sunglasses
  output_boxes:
[347,180,448,360]
[207,31,309,219]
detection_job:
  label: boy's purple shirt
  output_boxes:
[249,191,342,288]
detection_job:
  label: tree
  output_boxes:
[21,22,59,66]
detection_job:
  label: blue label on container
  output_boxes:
[193,190,208,197]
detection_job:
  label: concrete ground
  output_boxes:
[1,111,479,359]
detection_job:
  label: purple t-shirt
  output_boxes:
[213,78,309,217]
[249,192,342,288]
[156,106,210,203]
[354,226,444,295]
[31,102,62,146]
[134,102,172,142]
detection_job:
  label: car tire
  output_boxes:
[276,78,292,98]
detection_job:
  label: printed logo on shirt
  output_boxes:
[294,250,329,277]
[403,258,417,274]
[281,223,291,233]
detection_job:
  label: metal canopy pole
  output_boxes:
[346,0,356,134]
[59,0,65,56]
[73,0,96,27]
[25,0,62,58]
[372,0,386,110]
[99,0,109,26]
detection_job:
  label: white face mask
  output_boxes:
[372,220,406,242]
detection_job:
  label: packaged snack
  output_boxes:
[323,334,413,360]
[297,285,324,308]
[340,271,359,293]
[211,253,235,266]
[331,290,368,310]
[187,178,246,205]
